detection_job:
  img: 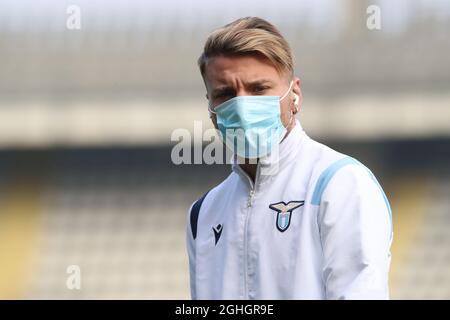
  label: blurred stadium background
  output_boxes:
[0,0,449,299]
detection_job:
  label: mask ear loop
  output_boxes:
[280,81,297,127]
[279,80,293,102]
[208,100,216,118]
[208,103,216,114]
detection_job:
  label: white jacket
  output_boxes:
[186,120,393,300]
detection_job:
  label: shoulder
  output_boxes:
[302,135,348,176]
[313,155,392,230]
[321,160,379,200]
[310,151,387,206]
[299,135,352,192]
[187,172,238,239]
[304,136,389,209]
[189,171,238,209]
[317,158,393,240]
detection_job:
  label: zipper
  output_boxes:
[247,190,255,207]
[241,163,261,299]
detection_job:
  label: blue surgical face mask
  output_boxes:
[209,81,293,159]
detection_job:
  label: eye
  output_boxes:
[215,92,229,99]
[213,88,235,100]
[253,85,270,94]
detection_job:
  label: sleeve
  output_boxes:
[317,164,393,300]
[186,203,197,300]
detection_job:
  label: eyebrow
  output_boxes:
[211,79,275,97]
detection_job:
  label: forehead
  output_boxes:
[203,53,283,87]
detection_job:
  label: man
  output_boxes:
[186,17,393,299]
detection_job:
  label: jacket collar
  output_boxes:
[231,119,305,189]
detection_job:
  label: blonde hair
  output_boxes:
[198,17,294,79]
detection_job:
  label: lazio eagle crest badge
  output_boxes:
[269,201,305,232]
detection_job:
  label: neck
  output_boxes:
[240,162,257,182]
